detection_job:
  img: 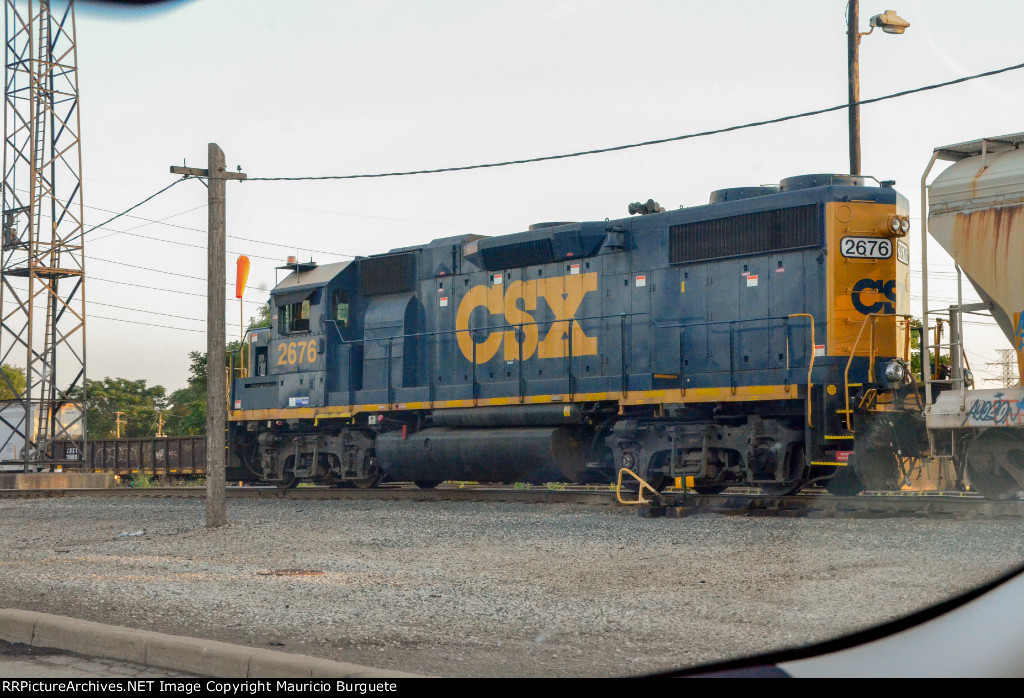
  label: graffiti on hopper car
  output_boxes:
[961,393,1024,427]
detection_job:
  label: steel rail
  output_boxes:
[1,486,1020,519]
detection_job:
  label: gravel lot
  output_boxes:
[1,497,1023,677]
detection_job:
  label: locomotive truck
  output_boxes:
[226,133,1024,500]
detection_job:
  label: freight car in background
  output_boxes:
[52,436,207,481]
[226,134,1024,500]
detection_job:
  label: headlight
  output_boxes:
[964,369,975,388]
[885,361,906,383]
[889,216,901,234]
[900,217,910,234]
[621,452,635,469]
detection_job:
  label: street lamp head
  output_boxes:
[870,9,910,35]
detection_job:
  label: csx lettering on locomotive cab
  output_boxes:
[455,271,598,363]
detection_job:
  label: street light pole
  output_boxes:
[848,0,861,175]
[847,5,909,177]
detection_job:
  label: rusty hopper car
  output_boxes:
[922,134,1024,500]
[227,171,934,496]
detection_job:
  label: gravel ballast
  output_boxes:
[1,497,1022,677]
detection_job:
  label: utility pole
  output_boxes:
[847,0,861,175]
[170,145,246,528]
[115,411,125,439]
[156,411,164,438]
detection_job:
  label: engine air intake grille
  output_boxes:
[360,253,415,296]
[669,204,820,264]
[477,238,555,270]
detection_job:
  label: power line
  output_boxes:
[92,226,284,262]
[5,273,268,305]
[89,299,207,323]
[88,313,206,334]
[89,207,354,258]
[82,177,189,235]
[18,300,244,336]
[237,61,1024,181]
[88,203,208,242]
[53,182,350,260]
[79,197,355,257]
[93,226,267,259]
[88,276,267,304]
[91,255,206,282]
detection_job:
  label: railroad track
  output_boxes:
[0,484,616,505]
[1,484,1022,519]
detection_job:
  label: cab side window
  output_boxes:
[280,299,310,334]
[332,290,349,329]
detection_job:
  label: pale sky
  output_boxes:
[65,0,1024,390]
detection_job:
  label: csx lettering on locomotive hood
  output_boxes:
[455,271,598,363]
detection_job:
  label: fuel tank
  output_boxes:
[376,427,588,484]
[929,144,1024,360]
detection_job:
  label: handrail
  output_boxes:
[843,312,913,431]
[615,467,662,505]
[920,150,940,407]
[787,314,816,427]
[250,310,819,410]
[314,310,794,348]
[225,363,232,411]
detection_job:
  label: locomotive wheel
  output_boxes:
[824,466,865,496]
[275,475,298,490]
[273,457,299,489]
[965,431,1024,501]
[852,447,900,491]
[347,455,383,489]
[350,474,383,489]
[414,480,443,490]
[852,419,902,492]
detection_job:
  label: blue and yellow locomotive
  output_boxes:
[228,173,922,494]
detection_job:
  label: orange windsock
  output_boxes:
[235,255,250,299]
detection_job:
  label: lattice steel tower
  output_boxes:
[988,348,1021,389]
[0,0,85,469]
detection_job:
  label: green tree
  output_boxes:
[0,364,26,400]
[249,303,270,329]
[910,318,951,379]
[166,351,207,436]
[165,307,270,436]
[72,377,168,439]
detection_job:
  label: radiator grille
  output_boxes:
[477,238,556,270]
[360,253,415,296]
[669,204,820,264]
